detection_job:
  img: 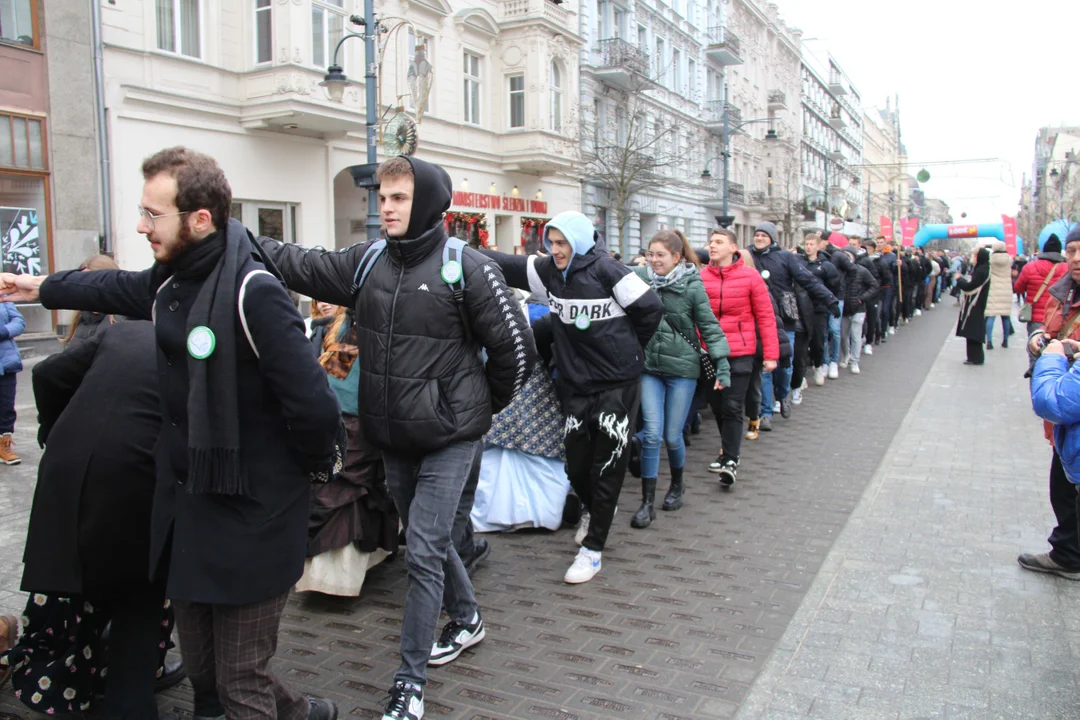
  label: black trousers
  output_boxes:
[864,300,880,345]
[1050,451,1080,568]
[563,383,641,552]
[708,357,756,463]
[790,331,810,390]
[808,313,828,367]
[965,339,985,364]
[95,583,168,720]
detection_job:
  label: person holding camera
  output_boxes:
[1020,225,1080,580]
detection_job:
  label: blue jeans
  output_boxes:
[826,300,843,364]
[761,330,795,417]
[985,315,1013,344]
[383,440,480,687]
[639,374,697,478]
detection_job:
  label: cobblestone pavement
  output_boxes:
[0,306,958,719]
[736,313,1080,720]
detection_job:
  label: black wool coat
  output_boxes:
[22,321,160,598]
[38,227,341,606]
[955,249,991,342]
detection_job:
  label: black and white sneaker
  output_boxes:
[718,459,738,488]
[382,682,424,720]
[428,614,485,666]
[708,454,724,473]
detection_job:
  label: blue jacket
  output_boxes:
[1032,353,1080,483]
[0,303,25,375]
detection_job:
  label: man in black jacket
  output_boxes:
[802,230,840,386]
[253,156,533,720]
[839,246,881,373]
[855,238,887,350]
[0,147,341,720]
[482,211,662,584]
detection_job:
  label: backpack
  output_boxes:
[350,237,473,343]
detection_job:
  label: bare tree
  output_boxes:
[582,70,705,254]
[764,156,802,248]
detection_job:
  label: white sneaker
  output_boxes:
[800,377,809,390]
[914,309,922,316]
[828,362,839,379]
[850,362,860,374]
[792,388,803,405]
[574,512,590,545]
[863,344,873,356]
[839,357,849,369]
[564,547,602,584]
[773,400,781,413]
[814,367,826,386]
[888,327,896,336]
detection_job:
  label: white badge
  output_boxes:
[574,314,591,331]
[187,326,216,360]
[441,260,463,285]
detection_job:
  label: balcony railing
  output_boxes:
[768,90,786,106]
[728,182,745,205]
[500,0,574,25]
[749,190,767,205]
[707,26,741,56]
[597,38,649,76]
[704,99,741,126]
[594,145,656,170]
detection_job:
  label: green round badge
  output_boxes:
[441,260,463,285]
[574,314,591,331]
[187,326,216,360]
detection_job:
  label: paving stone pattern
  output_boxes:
[0,308,954,719]
[737,315,1080,720]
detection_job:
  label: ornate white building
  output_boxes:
[861,98,908,241]
[96,0,583,268]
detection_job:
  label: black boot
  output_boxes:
[628,436,642,479]
[662,467,685,511]
[986,340,993,350]
[630,477,657,529]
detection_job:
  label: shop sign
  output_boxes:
[0,207,41,275]
[452,191,547,215]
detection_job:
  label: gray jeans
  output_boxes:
[840,312,866,364]
[384,440,480,687]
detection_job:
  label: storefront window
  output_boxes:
[0,113,45,170]
[445,211,488,248]
[521,216,548,255]
[0,173,47,275]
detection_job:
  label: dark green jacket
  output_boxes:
[633,266,731,386]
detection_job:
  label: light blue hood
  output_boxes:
[543,211,596,275]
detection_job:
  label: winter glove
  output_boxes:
[829,303,841,318]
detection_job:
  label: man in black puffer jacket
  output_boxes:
[256,156,535,719]
[801,230,840,386]
[750,223,839,421]
[854,238,887,349]
[839,246,880,372]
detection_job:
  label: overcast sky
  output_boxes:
[781,0,1080,226]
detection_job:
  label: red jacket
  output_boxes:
[1015,254,1068,324]
[701,255,779,360]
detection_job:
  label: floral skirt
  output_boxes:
[0,593,174,715]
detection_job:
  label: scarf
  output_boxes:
[318,310,359,379]
[647,262,691,290]
[167,221,248,496]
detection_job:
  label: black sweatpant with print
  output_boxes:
[562,382,641,553]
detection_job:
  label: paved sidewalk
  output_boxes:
[737,323,1080,720]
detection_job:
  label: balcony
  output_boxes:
[829,111,847,130]
[500,131,579,175]
[499,0,576,34]
[748,190,767,205]
[828,71,847,95]
[705,26,743,66]
[594,38,650,90]
[592,145,656,173]
[729,182,746,205]
[768,90,787,111]
[703,100,742,135]
[827,149,845,163]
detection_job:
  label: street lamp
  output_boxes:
[700,83,777,225]
[1049,153,1078,222]
[318,12,381,241]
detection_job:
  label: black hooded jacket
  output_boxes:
[256,157,535,453]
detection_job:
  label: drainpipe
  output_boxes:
[90,0,113,254]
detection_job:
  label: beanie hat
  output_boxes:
[755,222,777,244]
[1067,227,1080,246]
[1045,234,1063,253]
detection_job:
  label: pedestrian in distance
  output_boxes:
[628,230,730,528]
[839,245,880,375]
[254,155,534,720]
[482,210,663,584]
[984,241,1015,349]
[1015,234,1067,335]
[0,299,24,466]
[954,247,991,365]
[0,146,343,720]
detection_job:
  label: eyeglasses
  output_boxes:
[138,206,189,231]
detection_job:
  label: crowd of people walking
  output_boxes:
[0,145,969,720]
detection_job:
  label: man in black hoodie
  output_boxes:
[254,156,534,720]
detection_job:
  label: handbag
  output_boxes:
[1019,266,1057,323]
[776,289,800,324]
[668,317,716,381]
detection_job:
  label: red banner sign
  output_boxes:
[879,216,893,241]
[452,191,548,216]
[900,217,918,247]
[946,225,979,239]
[1002,215,1018,256]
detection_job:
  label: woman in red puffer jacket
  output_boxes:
[1014,235,1068,332]
[700,228,779,486]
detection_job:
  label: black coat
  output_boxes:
[22,322,160,598]
[843,264,881,315]
[956,249,991,341]
[751,243,838,329]
[39,229,341,605]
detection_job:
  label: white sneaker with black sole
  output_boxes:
[428,614,485,667]
[382,682,424,720]
[709,454,724,473]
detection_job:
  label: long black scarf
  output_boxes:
[167,220,248,496]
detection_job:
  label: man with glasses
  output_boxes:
[0,147,342,720]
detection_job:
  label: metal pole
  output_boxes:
[824,154,829,228]
[364,0,381,242]
[866,181,871,239]
[90,0,112,254]
[722,82,729,219]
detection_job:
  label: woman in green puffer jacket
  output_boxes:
[628,231,730,529]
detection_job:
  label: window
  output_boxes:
[232,201,299,243]
[463,52,481,125]
[312,0,345,68]
[407,29,434,115]
[156,0,201,58]
[687,0,695,25]
[0,0,37,48]
[655,37,665,84]
[254,0,272,64]
[638,25,647,48]
[0,113,46,170]
[508,75,525,129]
[550,62,563,132]
[673,48,682,91]
[688,59,696,98]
